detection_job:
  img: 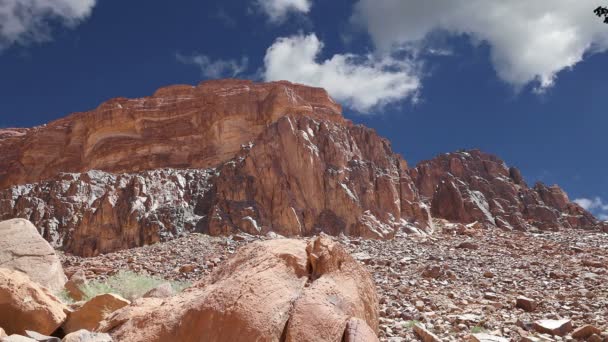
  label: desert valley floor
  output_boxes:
[61,223,608,342]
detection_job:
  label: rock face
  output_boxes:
[0,219,67,291]
[410,150,599,231]
[0,80,341,189]
[0,269,67,336]
[0,80,430,256]
[100,237,379,342]
[63,293,130,334]
[0,81,603,256]
[0,169,215,256]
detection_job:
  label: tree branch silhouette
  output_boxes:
[594,6,608,23]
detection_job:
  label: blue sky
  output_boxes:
[0,0,607,218]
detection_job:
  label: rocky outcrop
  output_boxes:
[0,168,214,256]
[0,80,341,190]
[410,150,599,231]
[0,268,67,336]
[0,219,67,291]
[0,81,603,256]
[209,114,430,239]
[100,237,379,342]
[0,80,431,256]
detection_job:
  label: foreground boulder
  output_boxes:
[100,237,379,342]
[63,294,130,334]
[0,269,67,335]
[0,219,67,291]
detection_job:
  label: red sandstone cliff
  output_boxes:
[0,80,603,256]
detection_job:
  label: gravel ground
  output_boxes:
[61,224,608,341]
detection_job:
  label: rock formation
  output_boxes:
[410,150,598,231]
[0,218,67,291]
[100,237,379,342]
[0,268,67,336]
[0,81,603,257]
[0,80,430,256]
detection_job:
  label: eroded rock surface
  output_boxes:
[410,150,599,231]
[0,80,341,189]
[0,219,67,291]
[0,82,604,258]
[0,269,67,336]
[100,237,379,342]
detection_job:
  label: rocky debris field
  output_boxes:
[61,223,608,341]
[343,223,608,341]
[60,233,250,282]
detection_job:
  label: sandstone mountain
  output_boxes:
[0,80,603,256]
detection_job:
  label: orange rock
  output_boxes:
[100,237,379,342]
[63,293,130,333]
[0,269,67,335]
[0,219,67,292]
[0,80,341,190]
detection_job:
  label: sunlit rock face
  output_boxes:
[0,81,602,256]
[0,80,432,256]
[0,79,342,189]
[410,150,598,231]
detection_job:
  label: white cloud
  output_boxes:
[256,0,311,22]
[176,53,249,79]
[574,196,608,221]
[353,0,608,91]
[263,33,421,112]
[0,0,96,49]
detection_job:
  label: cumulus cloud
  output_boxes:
[176,53,249,79]
[0,0,96,49]
[353,0,608,91]
[574,196,608,221]
[256,0,311,22]
[263,33,421,112]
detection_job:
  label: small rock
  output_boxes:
[1,335,37,342]
[179,264,196,273]
[571,324,602,339]
[422,265,442,279]
[24,331,60,342]
[143,283,175,299]
[61,329,113,342]
[64,270,87,302]
[413,323,441,342]
[516,296,537,312]
[470,333,509,342]
[457,241,479,250]
[532,319,573,336]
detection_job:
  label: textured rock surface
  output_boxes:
[209,114,430,239]
[0,81,604,257]
[0,168,214,256]
[0,80,430,256]
[61,330,112,342]
[0,219,67,291]
[410,150,599,231]
[100,237,378,342]
[0,80,341,189]
[63,293,130,334]
[0,269,67,336]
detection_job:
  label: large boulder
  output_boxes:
[0,219,67,292]
[0,268,67,335]
[100,237,379,342]
[63,294,130,334]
